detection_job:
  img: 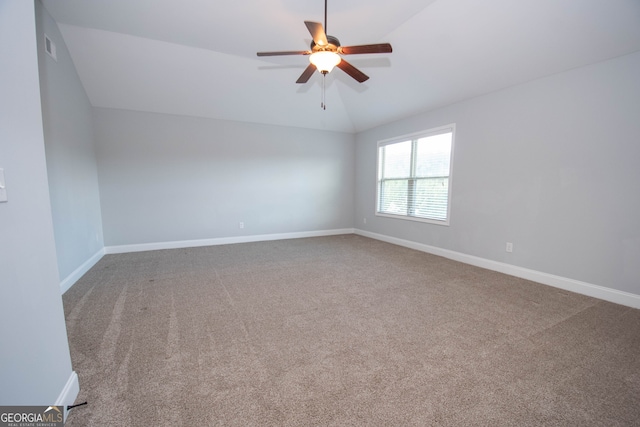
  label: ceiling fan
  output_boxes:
[256,0,392,86]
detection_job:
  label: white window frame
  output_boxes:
[375,124,455,226]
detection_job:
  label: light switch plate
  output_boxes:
[0,168,7,202]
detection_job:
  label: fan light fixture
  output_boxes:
[309,51,341,74]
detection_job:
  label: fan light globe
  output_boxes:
[309,51,341,73]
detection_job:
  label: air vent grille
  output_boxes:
[44,34,57,61]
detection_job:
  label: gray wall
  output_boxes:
[0,0,73,404]
[36,1,104,281]
[355,51,640,295]
[94,108,355,246]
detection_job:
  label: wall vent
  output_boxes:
[44,34,57,61]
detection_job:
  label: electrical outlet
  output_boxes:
[363,217,367,224]
[506,242,513,253]
[239,222,244,229]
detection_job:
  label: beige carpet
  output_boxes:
[62,235,640,426]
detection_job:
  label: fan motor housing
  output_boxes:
[311,35,341,52]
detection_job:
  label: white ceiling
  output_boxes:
[41,0,640,133]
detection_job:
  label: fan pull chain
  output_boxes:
[321,0,328,110]
[321,72,327,110]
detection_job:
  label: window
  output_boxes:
[376,124,455,225]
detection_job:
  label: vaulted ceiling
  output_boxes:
[41,0,640,133]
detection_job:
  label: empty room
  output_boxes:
[1,0,640,425]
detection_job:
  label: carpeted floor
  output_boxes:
[62,235,640,426]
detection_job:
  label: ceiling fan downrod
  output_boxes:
[324,0,328,34]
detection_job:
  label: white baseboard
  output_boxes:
[55,371,79,421]
[104,228,356,254]
[60,248,105,294]
[355,229,640,309]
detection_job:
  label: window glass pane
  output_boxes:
[415,133,451,178]
[380,140,412,179]
[413,178,448,220]
[379,179,408,215]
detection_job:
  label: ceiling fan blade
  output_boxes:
[304,21,328,46]
[336,59,369,83]
[338,43,393,55]
[296,64,317,84]
[257,50,311,57]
